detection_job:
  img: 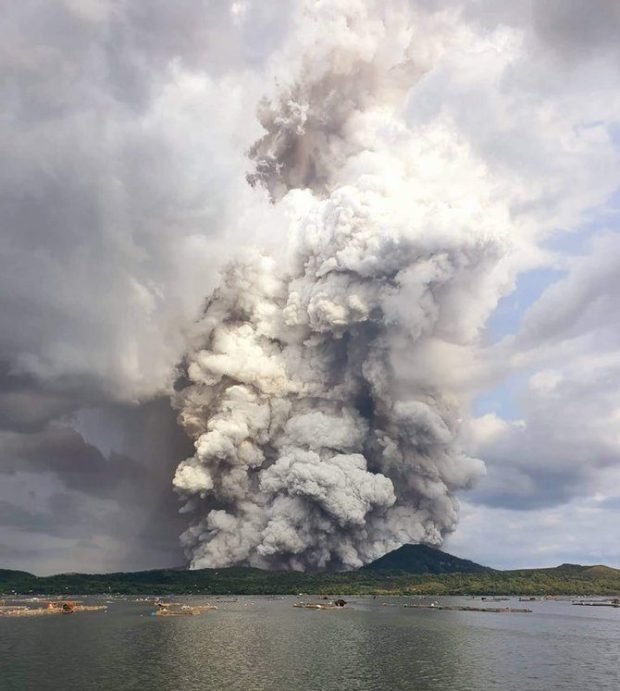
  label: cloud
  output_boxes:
[0,0,295,571]
[170,1,620,570]
[1,0,619,571]
[447,490,620,570]
[469,232,620,513]
[517,234,620,353]
[0,399,192,574]
[530,0,620,61]
[0,1,296,400]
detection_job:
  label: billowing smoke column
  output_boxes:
[173,1,510,570]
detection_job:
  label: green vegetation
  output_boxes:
[362,544,491,575]
[2,547,619,596]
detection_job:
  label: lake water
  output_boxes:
[0,595,619,690]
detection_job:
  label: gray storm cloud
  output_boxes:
[172,1,511,570]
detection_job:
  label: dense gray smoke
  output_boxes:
[173,1,510,570]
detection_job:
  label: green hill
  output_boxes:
[1,548,619,596]
[580,565,620,578]
[362,544,491,574]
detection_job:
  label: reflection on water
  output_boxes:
[0,596,619,691]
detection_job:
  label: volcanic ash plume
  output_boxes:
[173,1,510,570]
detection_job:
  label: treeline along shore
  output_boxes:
[2,545,619,597]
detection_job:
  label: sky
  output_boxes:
[2,0,620,575]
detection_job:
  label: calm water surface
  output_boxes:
[1,595,619,690]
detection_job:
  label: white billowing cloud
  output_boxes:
[171,2,620,568]
[2,0,620,571]
[172,59,511,567]
[172,0,620,570]
[261,451,396,528]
